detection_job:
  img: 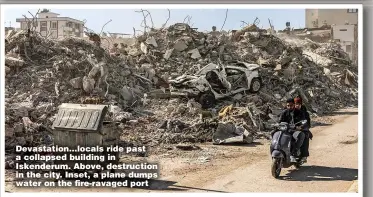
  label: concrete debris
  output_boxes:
[324,68,331,75]
[5,22,357,153]
[69,77,83,89]
[174,40,188,52]
[167,61,261,108]
[274,64,282,71]
[146,36,158,47]
[233,93,244,100]
[140,42,148,54]
[188,48,202,59]
[164,49,174,60]
[129,48,142,56]
[82,76,96,93]
[5,66,11,74]
[5,56,25,67]
[212,122,254,144]
[121,86,134,101]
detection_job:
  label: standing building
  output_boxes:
[305,9,358,65]
[305,9,358,28]
[16,9,84,38]
[332,24,358,64]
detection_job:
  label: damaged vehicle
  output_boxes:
[168,61,262,108]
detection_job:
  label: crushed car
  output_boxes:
[167,61,262,108]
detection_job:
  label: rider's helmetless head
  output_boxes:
[294,97,302,110]
[286,98,295,110]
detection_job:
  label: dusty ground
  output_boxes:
[5,108,358,193]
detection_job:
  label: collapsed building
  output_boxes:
[4,22,358,160]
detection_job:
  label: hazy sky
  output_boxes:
[3,8,306,33]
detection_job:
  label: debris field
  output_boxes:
[4,22,358,165]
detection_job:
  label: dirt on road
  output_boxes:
[5,108,358,193]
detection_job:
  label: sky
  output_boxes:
[3,8,305,34]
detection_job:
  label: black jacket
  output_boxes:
[300,105,311,128]
[279,108,305,125]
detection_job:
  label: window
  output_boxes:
[339,29,348,31]
[226,68,242,75]
[66,22,72,28]
[40,21,47,31]
[347,9,358,13]
[21,22,27,30]
[51,22,57,29]
[50,31,57,39]
[75,23,80,29]
[346,45,352,53]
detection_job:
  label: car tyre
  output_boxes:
[250,78,262,93]
[199,92,216,109]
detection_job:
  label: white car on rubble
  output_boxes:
[168,61,262,108]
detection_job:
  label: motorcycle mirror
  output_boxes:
[301,120,307,124]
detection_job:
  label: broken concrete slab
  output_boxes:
[128,48,142,56]
[69,77,83,89]
[14,123,24,134]
[121,86,134,101]
[82,76,95,93]
[10,102,33,117]
[188,48,202,59]
[274,64,282,71]
[174,40,188,52]
[233,93,243,100]
[324,67,331,75]
[140,42,148,54]
[5,127,14,137]
[145,36,158,47]
[164,49,174,60]
[212,122,253,145]
[5,56,24,67]
[114,112,133,122]
[5,66,11,75]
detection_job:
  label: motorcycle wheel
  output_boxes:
[271,158,282,178]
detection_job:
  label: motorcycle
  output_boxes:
[270,120,308,178]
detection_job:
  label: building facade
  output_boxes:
[305,9,358,65]
[16,10,84,38]
[305,9,358,28]
[332,24,358,64]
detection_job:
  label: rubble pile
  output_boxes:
[4,30,152,150]
[5,22,358,151]
[116,23,358,144]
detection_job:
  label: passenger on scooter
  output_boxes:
[279,98,307,162]
[294,96,313,163]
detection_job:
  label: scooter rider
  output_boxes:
[278,98,307,162]
[294,96,313,163]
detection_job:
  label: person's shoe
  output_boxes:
[292,149,301,157]
[290,156,297,163]
[301,157,307,163]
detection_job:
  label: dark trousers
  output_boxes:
[300,131,311,157]
[292,131,305,152]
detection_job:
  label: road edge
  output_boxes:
[347,180,358,193]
